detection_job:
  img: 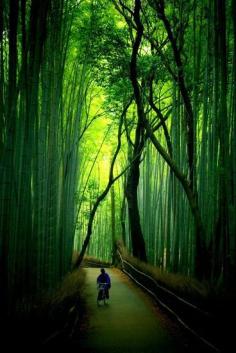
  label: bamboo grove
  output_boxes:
[0,0,236,318]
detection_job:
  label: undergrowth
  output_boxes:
[116,241,236,314]
[72,251,112,268]
[4,268,87,349]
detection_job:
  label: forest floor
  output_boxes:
[67,268,218,353]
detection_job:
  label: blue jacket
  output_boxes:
[97,272,111,287]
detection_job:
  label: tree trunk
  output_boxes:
[144,119,209,278]
[0,0,19,317]
[214,0,230,283]
[111,185,116,264]
[125,154,147,261]
[124,0,148,262]
[120,188,127,245]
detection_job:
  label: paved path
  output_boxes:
[78,268,188,353]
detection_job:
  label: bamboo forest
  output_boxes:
[0,0,236,351]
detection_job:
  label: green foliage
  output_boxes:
[1,0,235,324]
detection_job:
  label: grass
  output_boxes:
[38,268,88,346]
[4,268,88,348]
[40,268,88,343]
[72,251,112,268]
[117,241,236,339]
[116,241,224,312]
[116,242,236,351]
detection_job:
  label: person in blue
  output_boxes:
[97,268,111,300]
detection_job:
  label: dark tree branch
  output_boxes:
[118,0,134,16]
[148,0,195,190]
[148,74,173,157]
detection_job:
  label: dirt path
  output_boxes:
[77,268,189,353]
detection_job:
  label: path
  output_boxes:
[77,268,189,353]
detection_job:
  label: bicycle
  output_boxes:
[97,283,109,306]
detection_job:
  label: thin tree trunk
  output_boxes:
[215,0,230,283]
[111,185,116,264]
[0,0,19,317]
[144,118,209,278]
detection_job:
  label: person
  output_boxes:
[97,268,111,300]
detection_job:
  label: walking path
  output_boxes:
[78,268,189,353]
